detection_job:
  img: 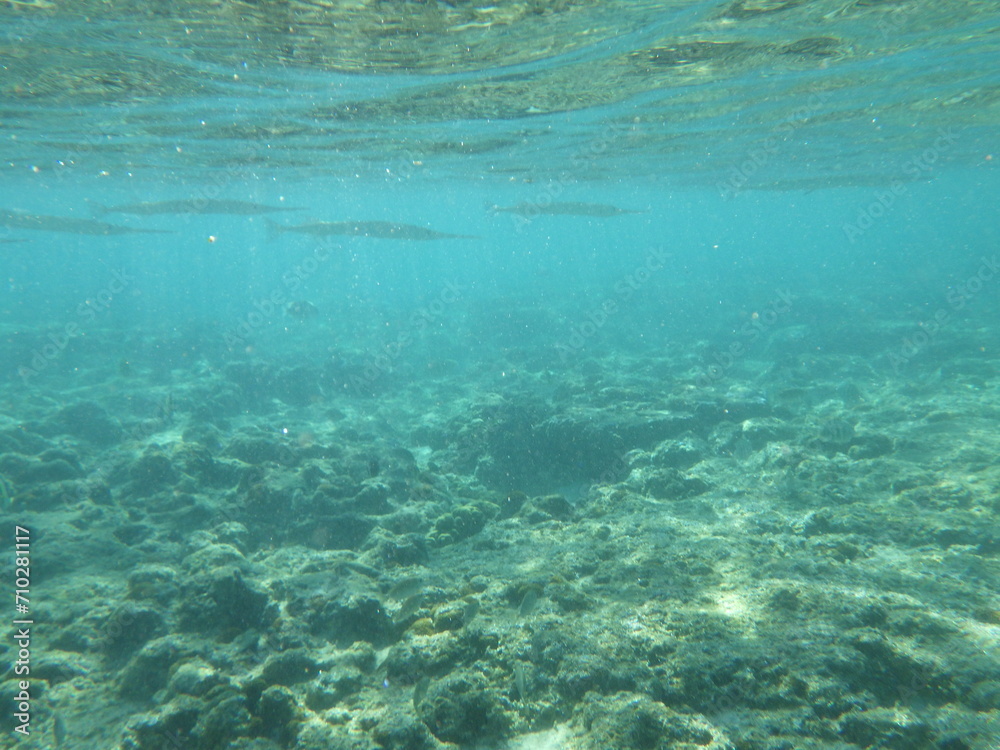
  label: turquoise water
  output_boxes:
[2,2,1000,749]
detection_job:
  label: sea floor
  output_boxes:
[1,300,999,750]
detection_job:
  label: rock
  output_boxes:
[311,595,394,648]
[0,453,80,485]
[572,692,728,749]
[650,437,706,470]
[209,569,272,631]
[128,564,178,604]
[968,680,1000,711]
[428,502,494,546]
[225,435,297,466]
[182,422,225,451]
[0,678,47,708]
[242,478,299,525]
[306,666,364,710]
[176,566,272,635]
[288,512,375,550]
[0,426,48,455]
[25,458,80,483]
[431,601,468,633]
[194,690,254,749]
[351,481,393,515]
[364,531,429,568]
[417,671,511,745]
[118,636,196,699]
[638,468,711,500]
[129,447,179,492]
[372,711,438,750]
[495,490,527,519]
[0,453,33,481]
[168,660,229,697]
[173,442,229,487]
[260,648,320,686]
[56,401,123,445]
[101,604,166,661]
[113,522,154,547]
[838,707,935,749]
[848,433,894,459]
[39,447,83,469]
[220,741,282,750]
[256,685,300,746]
[183,542,247,571]
[212,521,251,553]
[122,696,202,750]
[526,494,574,521]
[30,651,89,685]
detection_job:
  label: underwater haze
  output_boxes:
[1,1,1000,749]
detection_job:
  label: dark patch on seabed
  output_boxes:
[1,292,999,750]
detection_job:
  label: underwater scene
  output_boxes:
[1,1,1000,748]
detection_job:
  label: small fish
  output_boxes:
[488,201,645,217]
[387,576,424,601]
[0,209,173,236]
[53,710,66,748]
[462,597,480,626]
[819,419,855,445]
[159,392,174,425]
[0,473,13,506]
[87,199,303,216]
[513,661,528,702]
[412,676,430,709]
[518,588,540,617]
[337,560,381,579]
[285,300,319,319]
[266,218,477,241]
[0,238,27,244]
[393,593,425,624]
[732,437,754,463]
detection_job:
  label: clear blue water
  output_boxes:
[3,171,997,377]
[2,2,1000,749]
